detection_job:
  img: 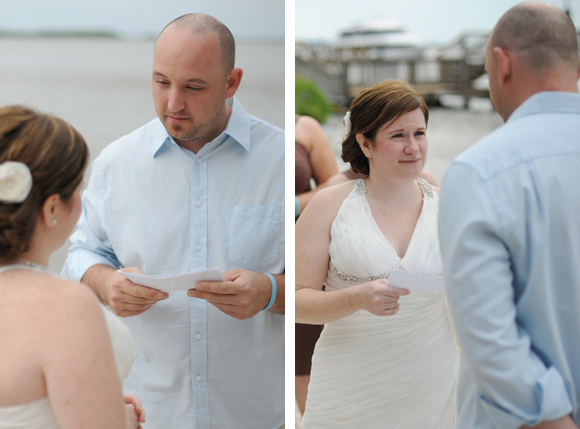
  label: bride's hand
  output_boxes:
[351,280,410,316]
[124,403,140,429]
[124,394,145,428]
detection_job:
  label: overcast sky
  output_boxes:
[0,0,284,40]
[296,0,577,45]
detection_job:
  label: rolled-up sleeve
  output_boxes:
[62,157,120,281]
[439,162,572,428]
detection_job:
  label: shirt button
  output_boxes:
[196,158,202,164]
[196,200,202,207]
[195,245,202,252]
[195,334,202,340]
[196,376,202,382]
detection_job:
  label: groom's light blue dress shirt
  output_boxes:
[62,97,285,429]
[439,92,580,428]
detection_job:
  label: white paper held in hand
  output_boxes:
[386,269,446,294]
[118,267,224,292]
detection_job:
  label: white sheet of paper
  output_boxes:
[386,269,446,294]
[118,267,224,292]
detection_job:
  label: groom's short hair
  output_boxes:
[489,1,578,72]
[156,13,235,76]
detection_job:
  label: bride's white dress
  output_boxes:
[0,265,134,429]
[301,179,459,428]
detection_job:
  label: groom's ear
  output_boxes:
[493,46,511,86]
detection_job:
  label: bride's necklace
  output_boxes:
[0,261,51,274]
[21,261,50,272]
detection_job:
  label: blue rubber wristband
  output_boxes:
[263,273,277,311]
[295,196,300,217]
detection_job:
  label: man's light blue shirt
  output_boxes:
[439,92,580,428]
[62,97,285,429]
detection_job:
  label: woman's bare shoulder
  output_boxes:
[44,277,101,316]
[306,180,354,215]
[4,272,102,320]
[0,273,106,373]
[296,180,355,237]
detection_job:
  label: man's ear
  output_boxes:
[493,46,511,86]
[225,68,243,98]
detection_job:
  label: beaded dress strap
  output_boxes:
[354,177,434,198]
[416,178,434,198]
[354,178,366,195]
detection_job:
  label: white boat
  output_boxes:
[334,18,421,49]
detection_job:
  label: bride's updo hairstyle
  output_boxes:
[342,80,428,176]
[0,106,89,259]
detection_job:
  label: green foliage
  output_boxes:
[295,77,333,124]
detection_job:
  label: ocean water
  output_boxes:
[0,37,284,272]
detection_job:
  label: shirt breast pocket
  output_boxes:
[228,205,281,272]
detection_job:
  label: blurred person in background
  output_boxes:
[295,115,339,217]
[295,114,339,417]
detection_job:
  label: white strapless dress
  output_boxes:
[302,179,459,428]
[0,266,134,429]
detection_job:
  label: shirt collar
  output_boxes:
[151,96,251,157]
[508,91,580,124]
[222,97,252,151]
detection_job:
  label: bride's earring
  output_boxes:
[367,152,371,157]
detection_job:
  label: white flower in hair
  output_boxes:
[0,161,33,204]
[343,111,351,134]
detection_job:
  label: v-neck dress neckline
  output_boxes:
[359,178,429,263]
[327,177,438,286]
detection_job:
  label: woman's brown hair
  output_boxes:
[341,80,429,176]
[0,106,89,259]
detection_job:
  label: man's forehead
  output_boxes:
[154,31,220,64]
[157,26,219,49]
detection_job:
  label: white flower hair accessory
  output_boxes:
[0,161,33,204]
[343,111,352,134]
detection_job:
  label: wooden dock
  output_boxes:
[296,32,490,107]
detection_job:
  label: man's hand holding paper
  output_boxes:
[188,269,273,320]
[119,267,224,292]
[85,265,169,318]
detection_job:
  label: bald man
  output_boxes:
[439,2,580,429]
[63,14,284,429]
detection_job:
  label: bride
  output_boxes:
[295,80,459,428]
[0,106,144,428]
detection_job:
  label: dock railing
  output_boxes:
[296,32,491,107]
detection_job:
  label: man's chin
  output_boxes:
[163,123,198,142]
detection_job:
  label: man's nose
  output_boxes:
[168,88,185,113]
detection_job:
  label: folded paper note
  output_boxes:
[118,267,224,292]
[386,269,445,294]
